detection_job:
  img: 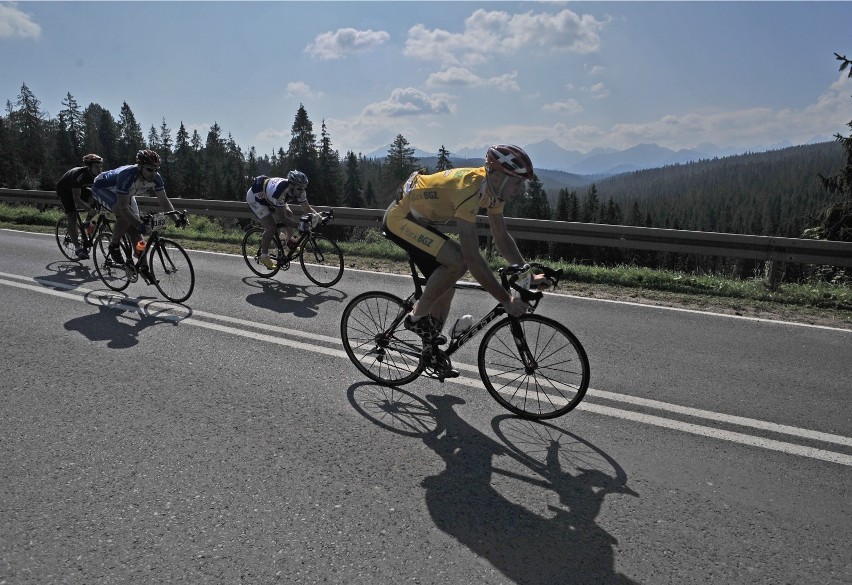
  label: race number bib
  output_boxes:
[151,213,167,229]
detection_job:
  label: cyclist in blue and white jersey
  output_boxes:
[245,170,321,269]
[91,149,186,283]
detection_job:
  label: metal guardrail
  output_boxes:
[2,188,851,267]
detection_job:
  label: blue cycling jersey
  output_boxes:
[96,164,165,195]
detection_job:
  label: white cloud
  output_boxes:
[362,88,454,118]
[584,82,610,99]
[286,81,323,100]
[549,73,852,151]
[405,8,609,65]
[426,67,519,91]
[543,98,583,115]
[257,127,290,145]
[0,2,41,39]
[304,28,389,60]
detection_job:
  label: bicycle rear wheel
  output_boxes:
[341,291,423,386]
[55,216,78,260]
[241,227,281,278]
[478,314,589,419]
[92,232,131,291]
[149,238,195,303]
[299,233,344,287]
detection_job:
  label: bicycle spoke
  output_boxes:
[341,292,422,386]
[479,315,589,419]
[150,238,195,303]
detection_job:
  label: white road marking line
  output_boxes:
[3,271,851,466]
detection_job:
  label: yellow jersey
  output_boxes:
[400,168,505,224]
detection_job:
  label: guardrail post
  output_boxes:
[765,260,780,291]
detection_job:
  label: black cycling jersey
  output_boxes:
[56,166,97,195]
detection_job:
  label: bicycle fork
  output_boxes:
[509,318,538,374]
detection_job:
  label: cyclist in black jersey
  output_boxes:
[56,154,104,259]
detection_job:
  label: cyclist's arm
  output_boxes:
[299,200,319,215]
[489,211,549,288]
[115,193,143,225]
[153,188,176,214]
[456,219,513,305]
[487,211,525,265]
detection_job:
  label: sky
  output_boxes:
[1,1,851,160]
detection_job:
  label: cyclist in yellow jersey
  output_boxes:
[383,144,541,372]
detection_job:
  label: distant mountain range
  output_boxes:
[365,136,835,177]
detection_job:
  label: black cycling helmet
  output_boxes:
[83,153,103,165]
[136,149,161,166]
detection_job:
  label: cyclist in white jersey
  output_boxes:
[245,170,321,269]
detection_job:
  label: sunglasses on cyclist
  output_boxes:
[142,166,159,173]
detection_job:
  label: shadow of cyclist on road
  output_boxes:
[242,276,344,318]
[420,393,640,585]
[36,260,99,291]
[63,292,188,349]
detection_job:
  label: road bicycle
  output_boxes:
[55,199,113,261]
[340,257,590,420]
[92,210,195,303]
[241,209,344,287]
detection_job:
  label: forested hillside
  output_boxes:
[589,142,845,237]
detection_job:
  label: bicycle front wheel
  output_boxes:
[92,232,130,292]
[149,238,195,303]
[299,233,344,287]
[478,314,590,419]
[241,227,281,278]
[341,291,423,386]
[55,216,78,260]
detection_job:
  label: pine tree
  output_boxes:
[0,114,22,187]
[807,53,852,251]
[158,118,173,189]
[315,120,341,206]
[116,101,145,164]
[59,92,83,162]
[12,83,48,186]
[287,104,318,181]
[343,151,364,208]
[582,184,599,223]
[436,145,453,171]
[385,134,419,184]
[204,122,226,199]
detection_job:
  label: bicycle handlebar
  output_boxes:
[499,262,563,306]
[142,209,188,228]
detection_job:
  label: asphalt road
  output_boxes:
[1,228,850,584]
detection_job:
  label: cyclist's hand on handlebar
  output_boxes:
[531,274,552,290]
[503,295,529,317]
[174,212,189,228]
[310,213,322,228]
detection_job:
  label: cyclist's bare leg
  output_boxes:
[278,206,297,243]
[411,240,466,324]
[65,211,81,246]
[110,213,131,247]
[258,214,277,255]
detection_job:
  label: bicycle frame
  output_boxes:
[273,209,335,263]
[73,206,112,249]
[398,254,546,357]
